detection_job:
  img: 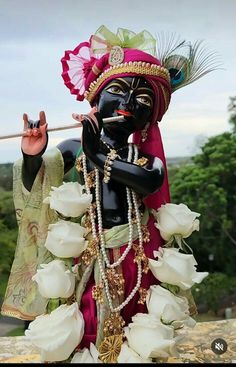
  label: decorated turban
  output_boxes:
[61,25,219,209]
[61,26,173,124]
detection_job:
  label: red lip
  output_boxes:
[116,109,133,117]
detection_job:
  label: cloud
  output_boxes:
[0,0,235,162]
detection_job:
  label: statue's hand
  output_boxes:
[21,111,48,156]
[72,107,102,157]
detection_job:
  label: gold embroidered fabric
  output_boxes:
[1,148,64,320]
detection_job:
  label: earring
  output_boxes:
[141,123,150,142]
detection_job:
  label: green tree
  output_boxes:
[228,96,236,132]
[170,132,236,276]
[0,163,13,191]
[192,272,236,314]
[0,219,17,275]
[0,189,17,229]
[0,189,17,283]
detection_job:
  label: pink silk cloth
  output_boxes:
[79,213,164,349]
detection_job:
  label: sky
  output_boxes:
[0,0,235,163]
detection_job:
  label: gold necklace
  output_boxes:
[100,139,129,153]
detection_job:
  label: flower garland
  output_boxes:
[24,159,209,363]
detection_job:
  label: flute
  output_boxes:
[0,115,125,140]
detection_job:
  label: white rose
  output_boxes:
[44,220,87,258]
[154,203,200,241]
[25,303,84,362]
[71,343,101,363]
[124,313,176,359]
[149,248,208,290]
[32,260,75,299]
[43,182,92,217]
[117,342,152,363]
[146,285,196,328]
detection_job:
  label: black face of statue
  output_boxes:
[96,76,154,138]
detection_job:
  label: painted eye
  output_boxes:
[106,85,125,95]
[136,95,152,107]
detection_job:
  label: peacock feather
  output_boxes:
[156,32,222,92]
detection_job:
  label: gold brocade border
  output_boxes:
[85,62,170,102]
[112,248,125,308]
[1,305,37,321]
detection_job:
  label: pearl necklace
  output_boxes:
[96,144,137,269]
[82,144,143,313]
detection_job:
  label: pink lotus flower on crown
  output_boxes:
[61,42,98,101]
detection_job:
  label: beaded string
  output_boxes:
[96,143,134,268]
[101,139,128,153]
[82,143,143,312]
[101,139,128,184]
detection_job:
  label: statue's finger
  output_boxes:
[39,111,47,126]
[23,113,29,131]
[32,128,41,137]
